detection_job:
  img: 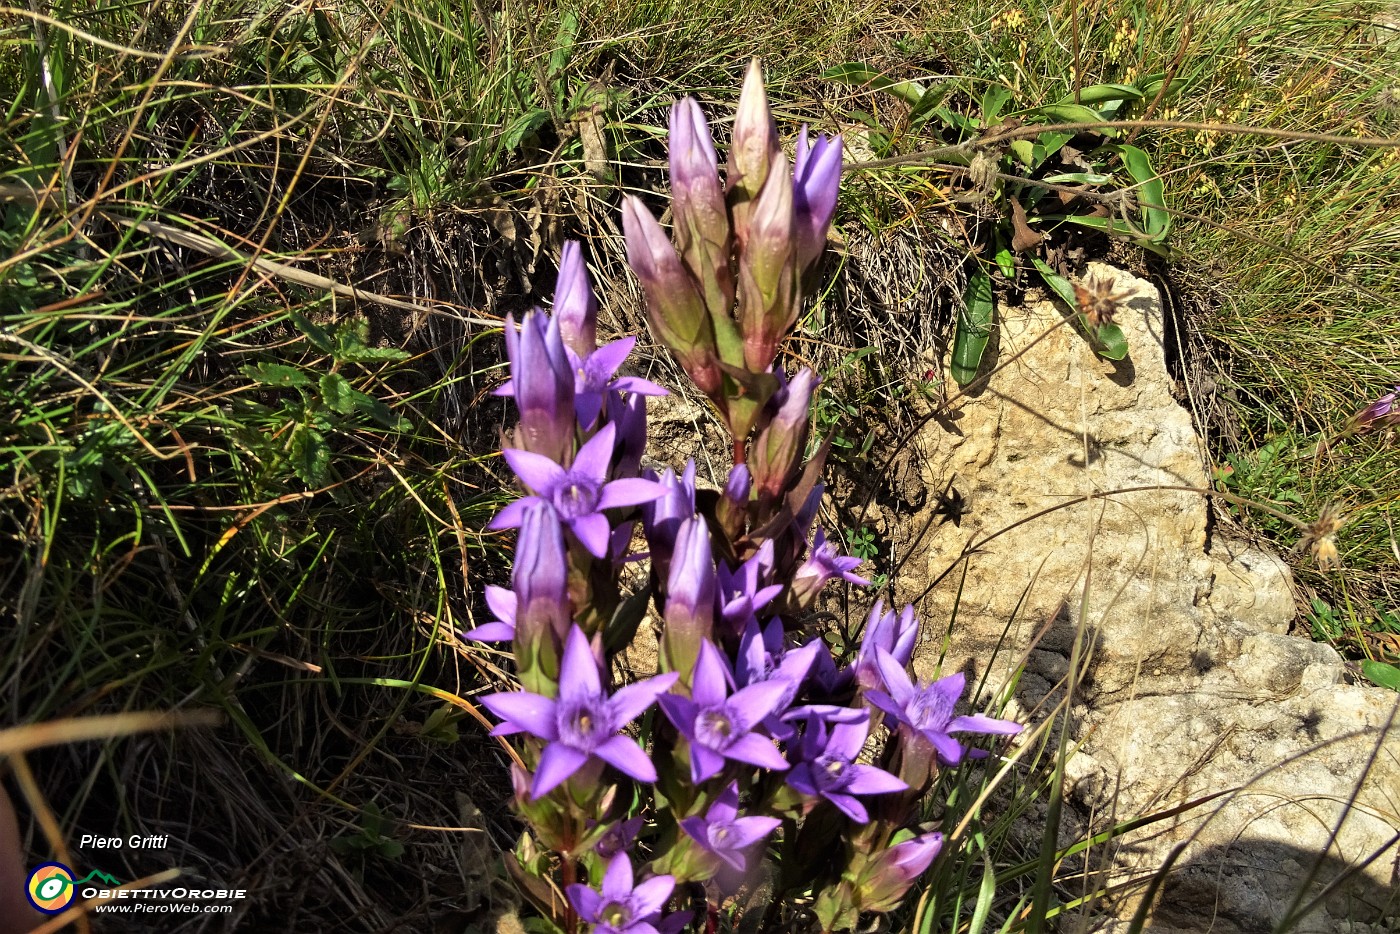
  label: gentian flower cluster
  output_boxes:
[472,59,1021,933]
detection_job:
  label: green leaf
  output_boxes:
[1042,171,1113,185]
[319,372,354,414]
[289,425,330,486]
[503,108,551,151]
[1057,83,1143,106]
[549,10,578,78]
[1112,143,1170,240]
[1030,257,1078,306]
[1095,322,1130,360]
[1039,215,1173,257]
[908,82,951,127]
[820,62,925,106]
[1031,103,1117,135]
[1134,72,1190,101]
[1360,661,1400,691]
[981,85,1013,123]
[288,311,335,354]
[994,234,1015,280]
[1009,139,1037,167]
[951,268,995,386]
[349,390,410,431]
[241,362,310,388]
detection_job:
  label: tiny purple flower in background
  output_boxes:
[867,650,1021,765]
[785,713,906,822]
[718,540,783,636]
[461,584,516,642]
[1352,384,1399,430]
[852,601,918,693]
[658,640,791,782]
[567,853,676,934]
[496,310,575,464]
[492,423,669,558]
[790,528,870,608]
[554,240,598,358]
[792,127,843,275]
[480,625,678,798]
[680,782,781,871]
[594,817,643,860]
[569,335,668,428]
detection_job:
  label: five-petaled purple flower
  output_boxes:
[480,625,678,798]
[567,853,677,934]
[786,712,906,822]
[867,650,1021,765]
[680,782,781,871]
[569,336,668,429]
[658,640,790,783]
[492,423,669,558]
[791,528,870,607]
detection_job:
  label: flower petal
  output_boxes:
[556,625,602,700]
[784,763,819,796]
[486,495,540,530]
[630,875,676,917]
[949,713,1022,736]
[583,337,637,383]
[691,640,734,709]
[722,733,789,771]
[566,883,602,923]
[928,730,965,766]
[691,744,726,783]
[598,477,671,511]
[724,815,781,850]
[484,585,517,623]
[479,691,557,740]
[569,512,612,559]
[726,680,792,733]
[874,648,915,704]
[680,817,711,849]
[502,448,566,495]
[595,735,658,783]
[825,792,869,823]
[844,763,908,796]
[608,672,680,726]
[657,694,697,738]
[531,742,589,798]
[462,621,515,642]
[602,852,634,898]
[571,421,617,482]
[708,783,740,824]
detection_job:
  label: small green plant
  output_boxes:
[331,802,405,861]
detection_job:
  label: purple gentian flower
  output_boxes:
[480,625,678,798]
[554,240,597,358]
[1353,384,1399,430]
[658,640,791,783]
[461,584,516,642]
[663,516,717,682]
[752,367,818,505]
[567,853,675,934]
[790,528,870,607]
[679,782,781,872]
[867,650,1021,765]
[792,127,842,274]
[716,463,751,538]
[491,423,669,558]
[495,310,575,464]
[852,600,918,693]
[611,392,648,480]
[785,712,906,822]
[568,336,667,429]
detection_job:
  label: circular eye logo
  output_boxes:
[27,863,76,914]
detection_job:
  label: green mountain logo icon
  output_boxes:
[75,870,122,887]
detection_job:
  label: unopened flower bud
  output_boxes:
[857,832,944,911]
[792,127,842,275]
[501,310,575,464]
[751,368,818,504]
[670,98,734,322]
[736,152,798,372]
[716,463,751,539]
[727,58,782,245]
[512,501,570,695]
[622,196,725,397]
[663,516,716,685]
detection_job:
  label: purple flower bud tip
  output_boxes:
[499,310,574,463]
[567,853,677,934]
[680,782,781,872]
[555,240,598,358]
[480,625,678,798]
[491,423,670,559]
[853,600,918,692]
[880,832,944,885]
[1354,384,1399,428]
[866,649,1021,766]
[658,640,791,783]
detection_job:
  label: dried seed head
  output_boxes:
[1296,502,1347,572]
[1073,272,1134,329]
[967,150,998,195]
